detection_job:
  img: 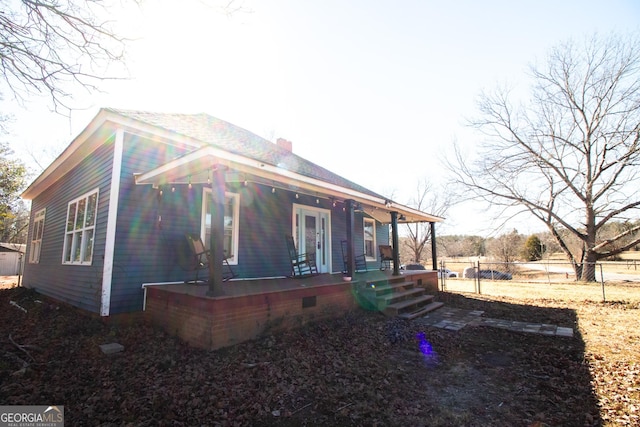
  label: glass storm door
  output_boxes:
[294,206,330,274]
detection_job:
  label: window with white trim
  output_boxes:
[29,208,46,263]
[202,189,239,264]
[63,189,99,265]
[364,218,376,260]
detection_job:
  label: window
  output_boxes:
[29,208,46,263]
[202,190,239,264]
[63,190,99,265]
[364,218,376,259]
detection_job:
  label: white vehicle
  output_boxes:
[438,268,458,278]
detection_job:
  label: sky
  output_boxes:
[4,0,640,236]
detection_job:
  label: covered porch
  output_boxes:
[133,144,444,297]
[143,269,438,350]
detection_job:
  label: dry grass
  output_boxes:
[442,277,639,302]
[442,277,640,425]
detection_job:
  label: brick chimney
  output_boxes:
[276,138,292,152]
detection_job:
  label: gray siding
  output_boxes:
[22,136,116,313]
[108,133,194,314]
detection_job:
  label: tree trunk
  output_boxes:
[581,205,598,282]
[580,251,598,282]
[574,262,583,280]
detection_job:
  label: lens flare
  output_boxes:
[416,332,438,367]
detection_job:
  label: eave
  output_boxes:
[134,146,444,224]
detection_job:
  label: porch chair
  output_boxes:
[285,235,318,277]
[185,234,235,283]
[341,240,368,273]
[379,245,394,271]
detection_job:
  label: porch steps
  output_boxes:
[397,301,445,320]
[377,287,425,306]
[357,275,443,319]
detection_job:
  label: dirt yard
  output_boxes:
[0,275,20,289]
[0,280,638,426]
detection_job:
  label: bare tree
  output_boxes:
[0,0,131,112]
[402,179,450,264]
[449,33,640,281]
[436,234,486,258]
[0,0,251,112]
[486,229,524,265]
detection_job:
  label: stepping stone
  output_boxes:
[555,327,574,337]
[100,343,124,354]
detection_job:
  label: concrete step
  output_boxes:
[397,301,445,320]
[368,280,416,296]
[377,287,425,306]
[384,294,435,316]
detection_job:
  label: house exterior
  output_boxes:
[21,108,442,317]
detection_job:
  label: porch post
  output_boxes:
[345,199,355,277]
[207,166,226,297]
[390,211,400,276]
[430,222,437,270]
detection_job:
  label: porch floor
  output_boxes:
[145,269,421,299]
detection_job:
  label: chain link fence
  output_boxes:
[437,259,640,302]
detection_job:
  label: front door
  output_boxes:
[294,205,331,274]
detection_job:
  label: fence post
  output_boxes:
[439,260,446,292]
[476,260,481,295]
[599,263,606,302]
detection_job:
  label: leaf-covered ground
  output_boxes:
[0,284,636,426]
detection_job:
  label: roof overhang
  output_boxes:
[134,146,443,224]
[21,108,203,200]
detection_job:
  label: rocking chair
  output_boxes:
[341,240,368,273]
[285,235,318,277]
[185,234,235,283]
[379,245,394,271]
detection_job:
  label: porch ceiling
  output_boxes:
[134,146,443,224]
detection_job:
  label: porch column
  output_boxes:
[344,199,355,277]
[390,211,400,276]
[430,222,437,270]
[207,166,226,297]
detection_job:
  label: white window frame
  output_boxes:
[202,189,240,264]
[29,208,46,264]
[363,217,376,260]
[62,189,99,265]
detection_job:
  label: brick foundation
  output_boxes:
[144,283,359,350]
[404,271,439,293]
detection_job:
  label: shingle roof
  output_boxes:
[107,108,386,199]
